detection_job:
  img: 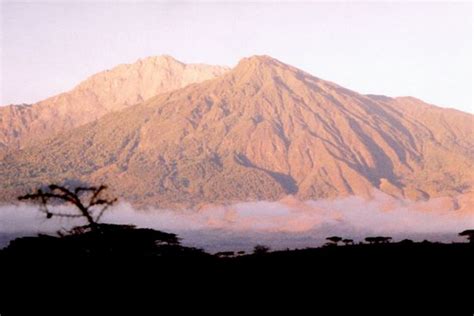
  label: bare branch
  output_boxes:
[18,183,117,231]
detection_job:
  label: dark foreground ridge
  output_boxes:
[1,184,473,313]
[1,231,473,313]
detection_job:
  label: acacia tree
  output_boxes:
[253,245,271,255]
[459,230,474,244]
[379,237,392,244]
[326,236,342,245]
[10,183,201,257]
[365,237,376,245]
[18,184,117,232]
[365,236,392,244]
[342,239,354,246]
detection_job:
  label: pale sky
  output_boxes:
[1,1,472,113]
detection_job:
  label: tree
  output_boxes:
[459,229,474,244]
[399,239,414,245]
[342,239,354,246]
[18,184,117,232]
[376,236,392,244]
[365,236,392,245]
[253,245,270,255]
[365,237,377,245]
[11,183,208,257]
[326,236,342,245]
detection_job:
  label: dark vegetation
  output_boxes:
[0,183,473,313]
[3,184,208,258]
[1,183,473,261]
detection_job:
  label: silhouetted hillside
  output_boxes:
[1,223,210,258]
[1,184,472,313]
[1,230,473,314]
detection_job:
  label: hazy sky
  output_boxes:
[1,1,472,113]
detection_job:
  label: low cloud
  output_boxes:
[1,191,473,251]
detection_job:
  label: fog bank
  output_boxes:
[1,191,472,251]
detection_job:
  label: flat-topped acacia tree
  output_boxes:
[13,183,189,256]
[326,236,342,245]
[459,230,474,244]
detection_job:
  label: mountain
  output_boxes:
[1,55,473,208]
[0,55,229,152]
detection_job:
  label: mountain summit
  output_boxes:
[1,55,473,208]
[0,55,229,152]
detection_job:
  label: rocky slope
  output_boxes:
[0,55,229,152]
[1,56,473,208]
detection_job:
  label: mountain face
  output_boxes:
[1,55,473,208]
[0,55,229,152]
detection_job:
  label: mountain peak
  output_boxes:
[139,55,184,66]
[229,55,301,86]
[0,55,229,151]
[235,55,284,70]
[2,55,473,208]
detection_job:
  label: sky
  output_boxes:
[0,1,472,113]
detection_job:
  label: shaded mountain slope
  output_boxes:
[1,56,473,207]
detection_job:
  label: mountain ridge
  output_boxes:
[1,55,472,208]
[0,55,230,152]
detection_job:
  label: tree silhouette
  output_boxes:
[342,239,354,246]
[9,183,212,257]
[18,184,117,232]
[365,236,392,245]
[253,245,270,255]
[365,237,377,245]
[459,229,474,243]
[326,236,342,245]
[376,236,392,244]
